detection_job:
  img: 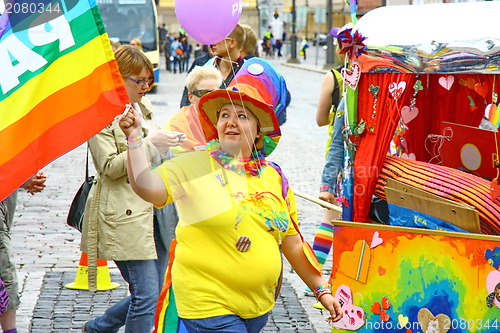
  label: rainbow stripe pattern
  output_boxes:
[0,0,128,201]
[488,104,500,128]
[375,156,500,234]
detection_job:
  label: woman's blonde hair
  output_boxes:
[129,37,143,50]
[114,45,153,79]
[185,66,223,93]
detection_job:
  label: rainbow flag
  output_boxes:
[0,0,129,201]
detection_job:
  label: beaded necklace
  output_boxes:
[207,139,267,176]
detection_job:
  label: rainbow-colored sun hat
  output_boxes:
[199,57,290,156]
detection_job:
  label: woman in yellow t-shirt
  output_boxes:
[118,66,342,332]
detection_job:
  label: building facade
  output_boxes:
[157,0,260,42]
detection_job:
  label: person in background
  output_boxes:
[179,46,215,108]
[164,36,173,72]
[300,37,308,60]
[179,24,245,108]
[131,22,151,42]
[309,26,347,291]
[109,39,121,52]
[240,24,258,59]
[81,45,183,333]
[179,36,193,73]
[208,23,245,88]
[157,67,224,256]
[129,37,142,51]
[193,43,202,59]
[164,66,223,156]
[0,171,47,333]
[170,37,183,74]
[276,39,283,58]
[158,24,168,54]
[118,65,343,332]
[313,99,345,275]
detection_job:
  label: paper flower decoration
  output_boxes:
[338,28,367,58]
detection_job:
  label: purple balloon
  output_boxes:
[175,0,242,45]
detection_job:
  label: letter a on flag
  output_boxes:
[0,0,129,201]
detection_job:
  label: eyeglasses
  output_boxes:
[126,77,154,86]
[191,89,213,98]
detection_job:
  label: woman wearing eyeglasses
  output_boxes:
[163,66,223,156]
[81,45,184,333]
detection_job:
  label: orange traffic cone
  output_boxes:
[65,252,120,291]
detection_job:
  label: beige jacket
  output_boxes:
[81,98,160,290]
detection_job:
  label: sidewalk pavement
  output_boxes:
[13,57,335,333]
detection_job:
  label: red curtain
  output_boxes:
[352,73,493,222]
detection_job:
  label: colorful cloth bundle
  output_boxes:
[486,104,500,128]
[0,277,9,315]
[375,156,500,235]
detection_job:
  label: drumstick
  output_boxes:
[293,189,342,213]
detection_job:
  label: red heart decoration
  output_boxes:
[371,302,381,314]
[380,310,390,322]
[406,330,413,333]
[382,296,391,309]
[349,135,361,145]
[378,266,386,276]
[491,178,500,200]
[474,82,490,98]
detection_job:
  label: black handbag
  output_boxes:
[67,146,94,232]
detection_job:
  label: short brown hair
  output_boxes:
[240,24,257,56]
[227,24,245,50]
[114,45,153,79]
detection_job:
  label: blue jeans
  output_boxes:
[85,220,167,333]
[181,313,269,333]
[321,100,345,195]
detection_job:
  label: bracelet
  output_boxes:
[313,285,332,301]
[127,139,144,149]
[316,289,332,301]
[126,132,144,141]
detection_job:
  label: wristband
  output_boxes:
[316,289,332,301]
[126,132,144,141]
[313,285,332,301]
[127,139,144,149]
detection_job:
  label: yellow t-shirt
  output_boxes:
[153,151,299,319]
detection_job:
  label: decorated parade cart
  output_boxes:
[329,2,500,332]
